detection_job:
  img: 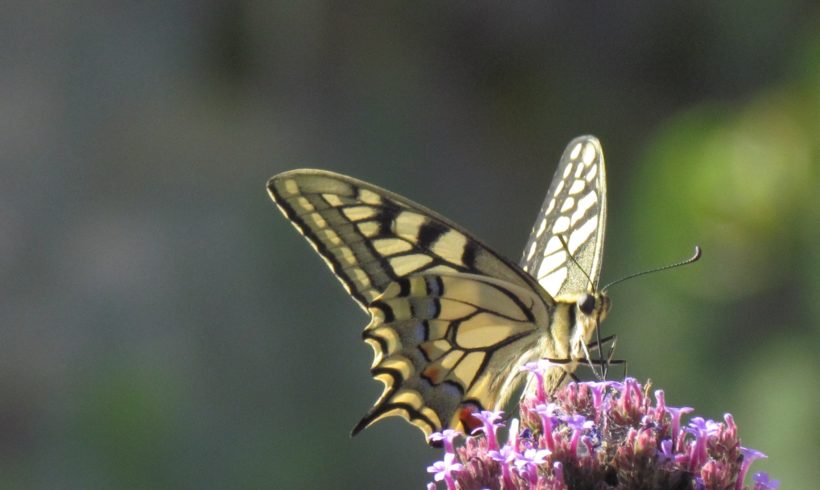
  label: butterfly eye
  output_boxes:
[578,294,596,315]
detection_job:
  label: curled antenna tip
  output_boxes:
[602,244,702,292]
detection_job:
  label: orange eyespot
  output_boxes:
[421,366,443,384]
[458,406,482,433]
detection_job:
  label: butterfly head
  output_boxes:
[577,291,611,325]
[571,290,611,357]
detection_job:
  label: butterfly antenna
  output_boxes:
[602,246,702,292]
[558,236,595,291]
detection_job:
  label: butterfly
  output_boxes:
[267,135,610,442]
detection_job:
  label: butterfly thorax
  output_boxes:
[498,288,611,409]
[549,291,611,372]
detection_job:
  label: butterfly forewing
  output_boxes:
[268,170,546,311]
[519,136,607,297]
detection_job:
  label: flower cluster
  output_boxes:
[426,361,777,489]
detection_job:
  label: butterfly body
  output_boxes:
[268,136,609,441]
[548,291,611,367]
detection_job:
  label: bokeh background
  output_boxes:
[2,2,819,489]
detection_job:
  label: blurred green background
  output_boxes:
[2,2,818,489]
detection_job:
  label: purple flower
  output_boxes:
[506,417,522,453]
[520,360,552,402]
[470,410,504,450]
[515,447,551,470]
[665,404,694,450]
[562,413,593,457]
[488,445,517,488]
[427,453,462,490]
[515,447,551,485]
[686,417,711,471]
[562,413,589,432]
[653,389,667,418]
[488,444,518,464]
[659,438,674,461]
[737,447,768,490]
[428,429,461,454]
[586,380,618,422]
[753,472,780,489]
[534,402,559,450]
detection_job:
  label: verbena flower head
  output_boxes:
[426,362,774,489]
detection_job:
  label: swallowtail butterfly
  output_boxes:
[268,135,609,441]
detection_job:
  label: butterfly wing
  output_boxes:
[519,136,608,296]
[268,169,547,311]
[268,170,554,438]
[355,272,551,438]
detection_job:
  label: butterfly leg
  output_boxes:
[585,334,619,379]
[580,340,604,380]
[600,335,630,380]
[586,334,615,352]
[603,335,619,379]
[606,358,628,379]
[593,321,605,377]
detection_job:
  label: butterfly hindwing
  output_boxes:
[354,273,551,438]
[519,135,607,297]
